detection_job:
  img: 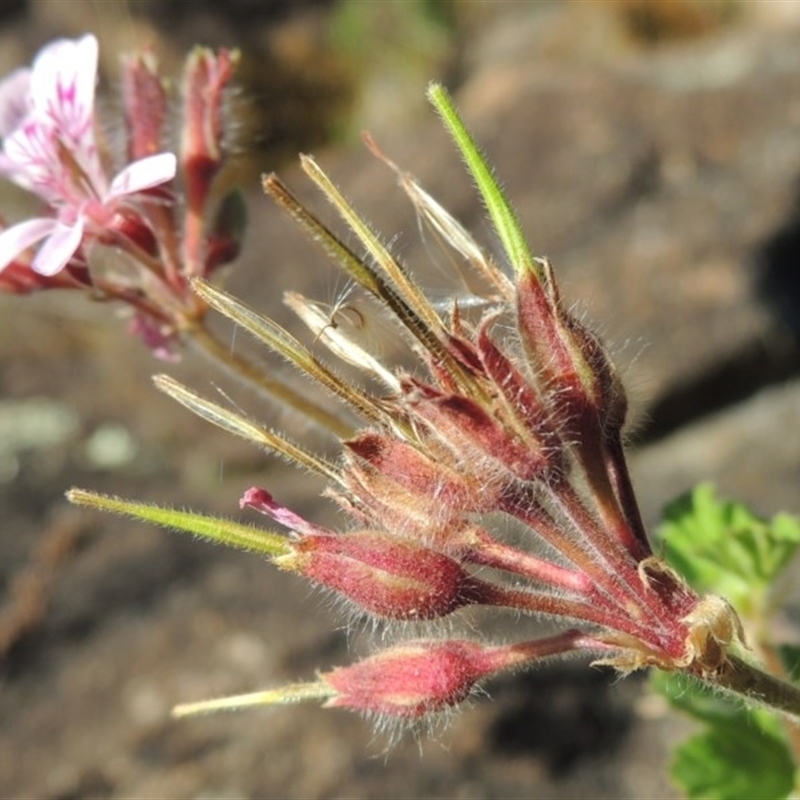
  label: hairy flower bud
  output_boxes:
[322,639,494,717]
[403,377,549,483]
[171,632,593,721]
[120,49,168,162]
[276,531,483,621]
[180,47,238,212]
[516,263,606,431]
[345,433,489,515]
[322,633,589,718]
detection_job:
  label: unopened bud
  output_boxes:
[128,313,179,361]
[180,47,239,213]
[120,49,168,162]
[172,632,589,720]
[276,531,482,620]
[516,261,626,438]
[323,639,489,717]
[516,263,600,421]
[346,433,486,514]
[323,632,587,717]
[403,377,548,483]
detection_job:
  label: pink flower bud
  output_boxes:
[180,47,238,214]
[128,313,180,362]
[403,376,549,483]
[322,640,490,717]
[516,264,604,427]
[277,531,483,621]
[105,208,158,257]
[322,632,587,718]
[120,49,168,161]
[345,433,488,515]
[516,262,629,444]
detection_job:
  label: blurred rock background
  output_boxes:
[1,1,800,797]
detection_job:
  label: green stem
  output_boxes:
[761,647,800,765]
[704,654,800,724]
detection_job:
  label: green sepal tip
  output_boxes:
[67,488,289,558]
[173,681,333,718]
[426,82,538,279]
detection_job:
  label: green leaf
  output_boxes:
[654,489,800,797]
[652,672,796,799]
[673,724,795,800]
[777,645,800,681]
[657,484,800,616]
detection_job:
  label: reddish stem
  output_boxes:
[478,581,663,644]
[482,629,606,672]
[573,430,649,559]
[549,482,667,627]
[603,433,650,552]
[502,490,639,618]
[464,526,590,593]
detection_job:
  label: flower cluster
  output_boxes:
[72,82,755,729]
[0,35,241,358]
[0,31,795,753]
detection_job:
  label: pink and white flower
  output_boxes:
[0,34,176,276]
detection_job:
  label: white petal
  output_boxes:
[0,120,54,191]
[31,219,84,276]
[0,67,31,137]
[107,152,177,199]
[0,217,57,271]
[70,35,99,115]
[30,35,98,131]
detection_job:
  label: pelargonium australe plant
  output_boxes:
[4,34,800,755]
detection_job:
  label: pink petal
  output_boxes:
[107,152,176,199]
[0,217,57,271]
[31,218,84,276]
[240,487,330,537]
